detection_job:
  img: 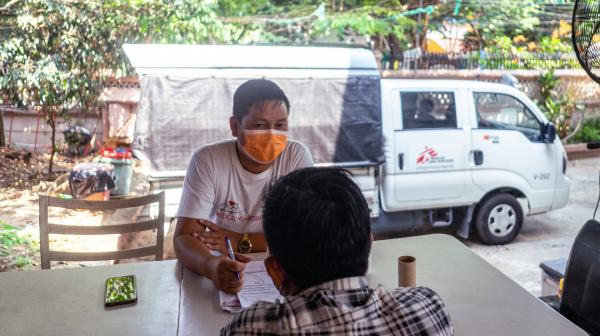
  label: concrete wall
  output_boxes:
[1,110,104,152]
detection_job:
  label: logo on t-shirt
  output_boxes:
[216,200,262,223]
[219,200,241,215]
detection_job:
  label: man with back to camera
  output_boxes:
[174,79,313,294]
[221,167,453,335]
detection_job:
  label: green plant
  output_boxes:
[539,69,558,103]
[544,97,573,139]
[0,0,242,173]
[537,70,585,142]
[567,118,600,144]
[14,256,33,269]
[538,36,572,54]
[0,223,28,256]
[0,221,38,271]
[432,0,540,50]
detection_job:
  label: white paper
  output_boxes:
[237,261,282,308]
[218,261,282,312]
[219,291,242,313]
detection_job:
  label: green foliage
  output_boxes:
[14,256,33,268]
[221,1,417,52]
[434,0,541,49]
[217,0,272,16]
[0,0,255,112]
[138,0,245,44]
[539,69,558,103]
[1,0,134,172]
[538,36,572,54]
[538,70,583,141]
[2,1,129,109]
[568,118,600,144]
[0,0,245,173]
[0,220,38,270]
[0,223,28,256]
[544,97,573,139]
[311,4,415,47]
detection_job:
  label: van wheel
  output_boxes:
[474,193,523,245]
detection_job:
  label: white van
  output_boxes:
[124,44,569,245]
[371,79,569,244]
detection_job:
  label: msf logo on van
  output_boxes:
[483,134,500,144]
[416,146,438,164]
[415,146,455,171]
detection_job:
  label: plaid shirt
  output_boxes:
[221,276,453,336]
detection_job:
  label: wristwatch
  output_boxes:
[238,233,252,254]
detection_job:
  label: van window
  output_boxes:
[401,92,457,130]
[474,92,542,141]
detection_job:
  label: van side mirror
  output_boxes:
[543,123,556,144]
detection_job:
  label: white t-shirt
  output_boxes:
[177,139,313,233]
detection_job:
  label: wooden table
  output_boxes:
[0,260,182,336]
[0,234,587,335]
[368,234,586,336]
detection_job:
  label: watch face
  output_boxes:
[239,240,251,253]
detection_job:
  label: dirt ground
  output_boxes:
[0,150,175,272]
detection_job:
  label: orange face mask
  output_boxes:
[240,129,288,164]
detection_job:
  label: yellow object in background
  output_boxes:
[426,39,445,53]
[513,35,527,43]
[552,20,572,39]
[558,277,564,299]
[527,42,537,51]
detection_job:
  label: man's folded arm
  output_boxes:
[174,216,215,276]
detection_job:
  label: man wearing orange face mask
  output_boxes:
[174,79,313,294]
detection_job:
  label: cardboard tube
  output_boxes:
[398,256,416,287]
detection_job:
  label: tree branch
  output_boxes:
[0,0,21,13]
[563,106,586,144]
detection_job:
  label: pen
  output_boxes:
[224,236,240,281]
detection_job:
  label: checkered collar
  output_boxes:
[297,276,369,296]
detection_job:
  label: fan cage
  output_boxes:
[573,0,600,83]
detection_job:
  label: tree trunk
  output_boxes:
[563,108,586,144]
[48,111,56,175]
[0,109,5,147]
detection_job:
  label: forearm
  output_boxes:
[174,233,218,276]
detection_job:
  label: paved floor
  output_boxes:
[466,157,600,296]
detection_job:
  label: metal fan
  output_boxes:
[573,0,600,84]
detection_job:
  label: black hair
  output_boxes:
[419,98,434,114]
[262,167,371,290]
[232,79,290,121]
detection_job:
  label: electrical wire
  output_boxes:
[594,171,600,220]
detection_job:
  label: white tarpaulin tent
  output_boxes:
[123,44,384,173]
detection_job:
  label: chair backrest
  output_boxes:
[560,219,600,335]
[39,192,165,269]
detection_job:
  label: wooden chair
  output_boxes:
[39,192,165,269]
